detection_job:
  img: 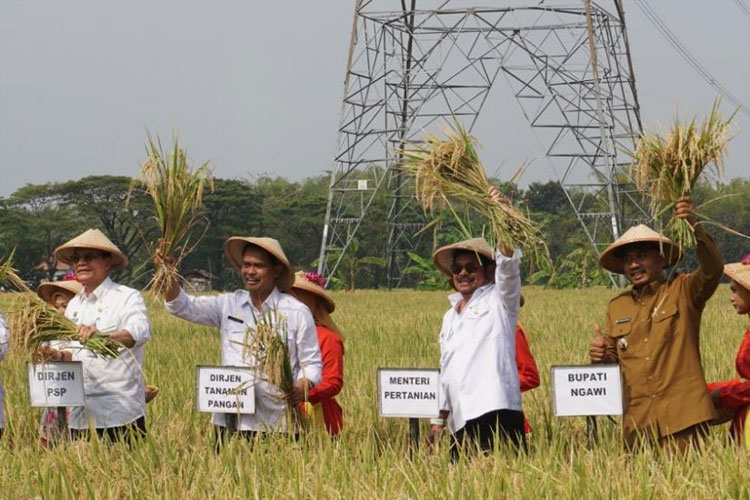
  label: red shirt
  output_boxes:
[516,323,540,433]
[306,325,344,436]
[707,329,750,440]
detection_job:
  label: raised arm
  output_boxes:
[674,196,723,308]
[165,288,224,328]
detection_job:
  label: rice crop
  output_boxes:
[400,123,549,266]
[0,286,748,499]
[130,134,214,295]
[631,99,735,248]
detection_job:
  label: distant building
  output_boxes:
[184,269,219,293]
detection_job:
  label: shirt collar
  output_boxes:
[448,283,493,311]
[80,276,115,301]
[631,276,664,299]
[240,286,282,311]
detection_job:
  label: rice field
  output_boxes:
[1,285,749,499]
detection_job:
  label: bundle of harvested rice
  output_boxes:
[400,123,548,265]
[9,294,122,359]
[1,253,122,358]
[0,250,27,291]
[232,308,303,429]
[130,134,214,295]
[631,99,735,248]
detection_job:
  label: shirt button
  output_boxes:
[647,376,652,381]
[645,356,650,361]
[651,394,656,399]
[644,338,648,343]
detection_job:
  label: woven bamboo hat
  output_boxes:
[599,224,682,274]
[54,229,129,271]
[724,255,750,292]
[224,236,295,291]
[433,237,494,278]
[291,271,335,313]
[36,280,83,303]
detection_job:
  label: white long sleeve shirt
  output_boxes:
[165,286,323,432]
[438,249,523,433]
[61,277,151,429]
[0,313,8,429]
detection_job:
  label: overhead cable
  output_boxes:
[633,0,750,117]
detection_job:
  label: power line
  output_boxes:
[733,0,750,22]
[633,0,750,118]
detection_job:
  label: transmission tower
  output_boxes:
[318,0,647,288]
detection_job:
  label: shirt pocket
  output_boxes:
[650,302,678,344]
[607,321,632,357]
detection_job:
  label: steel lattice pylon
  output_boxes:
[318,0,647,288]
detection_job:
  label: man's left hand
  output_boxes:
[77,324,97,344]
[674,196,698,228]
[285,379,310,405]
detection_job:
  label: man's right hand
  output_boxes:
[589,323,607,363]
[426,424,444,448]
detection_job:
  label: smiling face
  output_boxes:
[451,251,491,298]
[729,280,750,315]
[241,245,282,298]
[72,248,112,291]
[619,245,666,288]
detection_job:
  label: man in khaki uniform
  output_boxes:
[590,197,723,451]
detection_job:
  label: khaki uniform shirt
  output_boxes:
[601,225,723,445]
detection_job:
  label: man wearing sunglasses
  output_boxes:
[427,187,525,459]
[40,228,151,443]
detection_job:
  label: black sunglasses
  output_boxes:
[450,261,482,275]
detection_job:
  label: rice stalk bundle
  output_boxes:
[631,99,735,248]
[130,133,214,295]
[0,250,29,292]
[400,123,549,266]
[9,294,122,358]
[232,308,304,429]
[2,252,122,358]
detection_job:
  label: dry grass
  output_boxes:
[130,133,214,295]
[631,99,734,248]
[400,123,548,266]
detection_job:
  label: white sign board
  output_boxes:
[551,364,623,416]
[378,368,440,418]
[196,365,255,415]
[28,361,85,407]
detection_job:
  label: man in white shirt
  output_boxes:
[157,236,322,444]
[41,229,151,443]
[428,187,525,459]
[0,311,8,439]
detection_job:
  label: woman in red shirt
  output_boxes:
[516,295,540,433]
[289,271,344,436]
[708,254,750,446]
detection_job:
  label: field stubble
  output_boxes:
[1,286,749,499]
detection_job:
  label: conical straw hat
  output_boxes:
[224,236,295,291]
[433,237,494,278]
[599,224,682,274]
[291,271,335,313]
[36,280,83,303]
[54,229,129,271]
[724,254,750,292]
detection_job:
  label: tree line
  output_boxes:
[1,173,748,290]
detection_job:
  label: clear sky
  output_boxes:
[1,1,748,197]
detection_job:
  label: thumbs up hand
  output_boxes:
[589,323,607,363]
